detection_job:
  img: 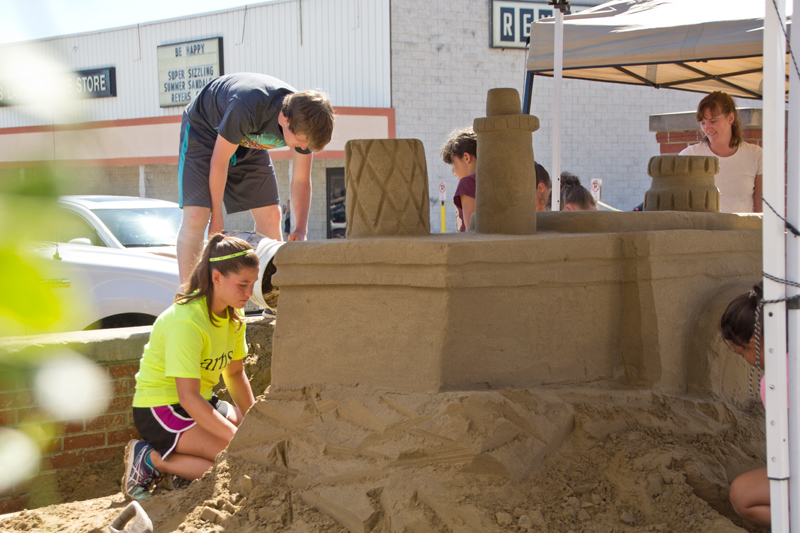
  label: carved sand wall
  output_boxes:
[271,212,760,395]
[344,139,430,238]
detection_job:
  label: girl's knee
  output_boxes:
[729,476,748,515]
[730,469,768,519]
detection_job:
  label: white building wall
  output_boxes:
[0,0,391,128]
[390,0,707,226]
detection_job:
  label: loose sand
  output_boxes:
[0,382,768,532]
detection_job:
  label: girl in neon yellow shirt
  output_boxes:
[122,234,258,500]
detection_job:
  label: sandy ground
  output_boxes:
[0,382,768,533]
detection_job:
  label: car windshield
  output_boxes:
[91,207,182,247]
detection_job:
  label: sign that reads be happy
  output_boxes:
[157,38,223,108]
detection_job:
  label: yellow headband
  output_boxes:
[209,249,254,262]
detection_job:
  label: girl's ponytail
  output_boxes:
[177,234,259,326]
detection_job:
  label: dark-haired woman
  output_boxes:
[680,91,763,213]
[720,284,770,527]
[560,172,597,211]
[122,234,258,500]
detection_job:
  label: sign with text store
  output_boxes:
[157,38,223,107]
[0,67,116,106]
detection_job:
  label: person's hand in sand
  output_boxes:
[122,234,258,500]
[720,284,770,527]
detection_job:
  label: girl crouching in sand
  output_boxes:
[720,284,770,527]
[122,234,258,499]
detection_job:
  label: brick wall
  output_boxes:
[0,327,151,514]
[0,358,140,514]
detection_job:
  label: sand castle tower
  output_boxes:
[473,88,540,234]
[644,155,720,212]
[344,139,430,238]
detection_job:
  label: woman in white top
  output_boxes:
[680,91,762,213]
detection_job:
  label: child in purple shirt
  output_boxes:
[440,128,477,232]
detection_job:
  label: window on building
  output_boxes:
[326,168,346,239]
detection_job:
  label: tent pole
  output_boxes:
[523,71,535,115]
[552,8,563,211]
[763,0,790,530]
[788,0,800,528]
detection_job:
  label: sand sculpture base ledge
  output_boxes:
[271,211,761,395]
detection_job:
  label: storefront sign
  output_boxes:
[0,67,116,106]
[157,38,223,107]
[491,1,586,49]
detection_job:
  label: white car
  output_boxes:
[7,196,184,335]
[55,195,182,257]
[13,241,180,335]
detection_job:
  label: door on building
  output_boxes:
[326,168,346,239]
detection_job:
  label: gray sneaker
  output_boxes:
[121,439,159,500]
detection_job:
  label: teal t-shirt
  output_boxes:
[132,296,247,408]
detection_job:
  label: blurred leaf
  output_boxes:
[0,167,60,198]
[0,249,59,327]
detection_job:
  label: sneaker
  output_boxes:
[121,439,159,500]
[161,474,191,491]
[262,308,277,321]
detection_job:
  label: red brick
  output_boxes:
[86,413,128,432]
[0,408,16,426]
[106,396,133,413]
[15,406,44,423]
[65,420,86,434]
[655,132,668,143]
[108,428,141,446]
[64,432,105,451]
[107,364,140,379]
[660,143,688,154]
[85,445,124,463]
[0,390,34,410]
[743,128,762,140]
[111,379,133,396]
[0,495,28,515]
[40,420,83,436]
[48,451,83,469]
[668,131,701,142]
[38,436,63,454]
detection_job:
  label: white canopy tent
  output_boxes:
[525,1,798,530]
[524,0,791,101]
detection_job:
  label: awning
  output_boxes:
[526,0,792,99]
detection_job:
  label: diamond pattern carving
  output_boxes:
[345,139,431,238]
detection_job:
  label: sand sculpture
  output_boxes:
[1,91,767,532]
[473,88,540,234]
[644,154,721,212]
[344,139,430,238]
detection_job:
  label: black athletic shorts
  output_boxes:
[177,113,280,214]
[132,393,232,459]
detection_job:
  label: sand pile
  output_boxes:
[0,383,767,532]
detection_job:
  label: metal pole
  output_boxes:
[763,0,790,530]
[787,0,800,529]
[551,8,563,211]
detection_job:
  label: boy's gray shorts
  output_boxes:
[178,114,280,214]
